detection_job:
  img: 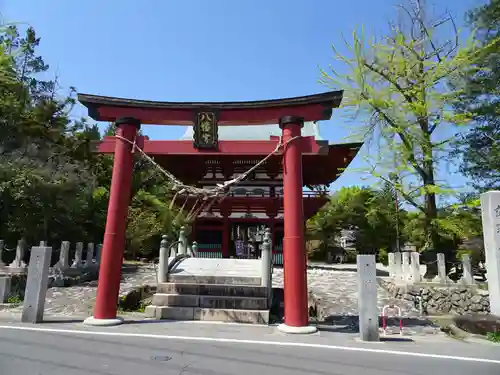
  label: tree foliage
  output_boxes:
[319,1,486,265]
[0,24,185,259]
[454,0,500,190]
[307,185,401,257]
[307,186,483,265]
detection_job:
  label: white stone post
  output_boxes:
[58,241,70,270]
[460,254,474,285]
[480,191,500,315]
[9,239,27,270]
[86,243,95,266]
[39,241,46,246]
[158,235,169,284]
[71,242,83,268]
[388,252,395,278]
[96,244,103,265]
[402,252,411,281]
[192,241,198,257]
[357,254,379,342]
[410,252,421,283]
[433,253,450,284]
[21,246,52,323]
[261,229,272,289]
[0,240,5,268]
[0,276,11,303]
[394,252,402,281]
[177,227,187,256]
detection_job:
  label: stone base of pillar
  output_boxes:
[83,316,124,326]
[276,323,318,334]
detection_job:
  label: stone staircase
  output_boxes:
[145,258,271,324]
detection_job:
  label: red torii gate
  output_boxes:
[79,91,345,333]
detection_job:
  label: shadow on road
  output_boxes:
[320,314,438,333]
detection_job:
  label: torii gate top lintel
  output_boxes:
[77,91,343,126]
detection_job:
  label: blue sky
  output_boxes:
[1,0,484,199]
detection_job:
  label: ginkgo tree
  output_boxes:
[319,0,491,275]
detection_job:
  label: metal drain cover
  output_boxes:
[151,355,172,362]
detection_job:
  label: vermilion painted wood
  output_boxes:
[81,89,363,328]
[93,121,138,320]
[95,137,360,187]
[280,120,309,328]
[96,136,327,155]
[171,196,328,219]
[78,91,342,125]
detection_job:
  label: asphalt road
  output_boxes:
[0,326,498,375]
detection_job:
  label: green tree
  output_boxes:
[0,23,191,259]
[455,0,500,190]
[307,185,401,259]
[319,1,482,275]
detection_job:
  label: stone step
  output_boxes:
[145,305,269,324]
[152,293,268,310]
[157,282,268,297]
[167,274,261,285]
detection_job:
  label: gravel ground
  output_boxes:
[0,263,441,335]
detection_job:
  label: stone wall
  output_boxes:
[378,278,490,315]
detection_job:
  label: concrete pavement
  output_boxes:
[0,319,498,375]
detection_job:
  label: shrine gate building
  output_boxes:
[78,91,362,332]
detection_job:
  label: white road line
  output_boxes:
[0,324,498,365]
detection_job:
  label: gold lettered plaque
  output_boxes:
[193,111,218,149]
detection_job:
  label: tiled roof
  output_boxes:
[180,121,323,141]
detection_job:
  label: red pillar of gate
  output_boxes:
[279,115,310,330]
[92,117,140,322]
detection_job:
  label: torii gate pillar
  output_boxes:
[277,116,317,334]
[84,117,140,326]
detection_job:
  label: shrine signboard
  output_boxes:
[193,111,218,149]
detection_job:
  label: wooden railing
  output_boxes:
[228,190,327,198]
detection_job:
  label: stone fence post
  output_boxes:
[402,252,411,281]
[460,254,474,285]
[394,252,402,281]
[410,252,421,283]
[480,191,500,316]
[21,246,52,323]
[0,240,4,268]
[177,227,187,256]
[86,243,95,266]
[192,241,198,257]
[433,253,451,284]
[96,244,103,265]
[58,241,70,270]
[388,252,395,278]
[261,229,272,288]
[71,242,83,268]
[158,235,169,284]
[357,254,379,341]
[0,276,10,303]
[9,239,27,270]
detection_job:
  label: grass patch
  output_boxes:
[486,331,500,343]
[136,301,149,313]
[6,294,23,305]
